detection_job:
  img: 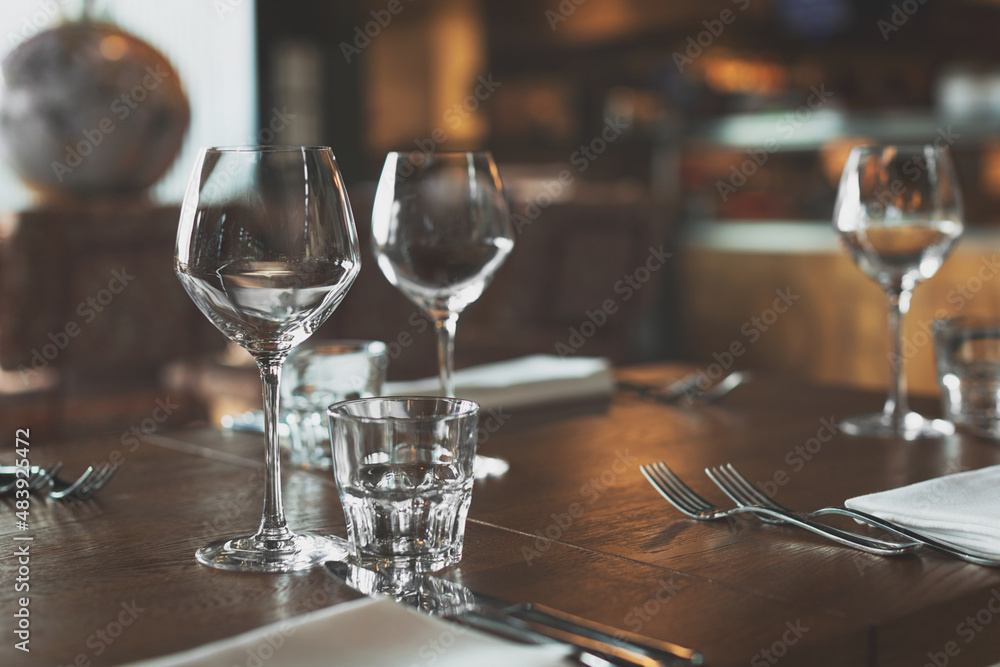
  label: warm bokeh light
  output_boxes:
[699,52,788,95]
[99,34,129,61]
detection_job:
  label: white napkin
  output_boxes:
[122,597,569,667]
[383,355,614,411]
[845,465,1000,554]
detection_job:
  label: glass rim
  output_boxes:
[384,150,495,159]
[202,145,333,153]
[327,396,480,422]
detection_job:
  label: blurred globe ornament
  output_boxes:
[0,16,189,198]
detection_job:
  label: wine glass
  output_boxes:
[371,151,513,471]
[175,146,360,572]
[833,145,963,440]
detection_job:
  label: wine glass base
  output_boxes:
[196,532,351,573]
[840,411,955,441]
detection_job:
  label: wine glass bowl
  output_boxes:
[372,152,513,320]
[833,144,963,440]
[175,146,360,572]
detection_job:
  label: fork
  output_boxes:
[0,463,63,494]
[640,462,914,556]
[708,463,1000,568]
[49,464,119,500]
[706,464,919,552]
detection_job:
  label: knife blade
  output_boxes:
[324,560,702,666]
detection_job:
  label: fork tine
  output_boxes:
[641,464,693,514]
[655,463,716,512]
[640,464,673,502]
[655,465,699,510]
[68,465,110,500]
[0,468,44,494]
[73,463,118,498]
[723,463,797,513]
[705,466,752,506]
[83,463,112,486]
[642,462,715,516]
[29,463,62,491]
[716,465,767,506]
[720,464,769,503]
[49,466,95,499]
[706,465,786,526]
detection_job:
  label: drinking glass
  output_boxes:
[282,339,388,470]
[328,396,479,572]
[934,316,1000,440]
[833,145,963,439]
[371,151,512,473]
[175,146,360,572]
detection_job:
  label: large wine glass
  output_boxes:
[371,151,513,472]
[175,146,360,572]
[833,145,963,440]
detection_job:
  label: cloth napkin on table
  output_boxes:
[122,597,570,667]
[845,465,1000,554]
[383,355,614,411]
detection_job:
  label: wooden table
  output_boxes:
[4,366,1000,667]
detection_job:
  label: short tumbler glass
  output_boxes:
[281,340,388,470]
[934,316,1000,440]
[327,397,479,571]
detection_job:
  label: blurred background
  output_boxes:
[2,0,1000,437]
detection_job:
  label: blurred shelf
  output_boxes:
[684,111,1000,150]
[684,220,1000,254]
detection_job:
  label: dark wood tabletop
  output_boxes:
[4,365,1000,667]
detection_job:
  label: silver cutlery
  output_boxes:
[326,560,702,666]
[1,463,118,500]
[705,464,918,552]
[640,462,914,556]
[690,371,752,404]
[617,372,703,403]
[619,371,750,405]
[0,463,61,494]
[709,463,1000,568]
[49,463,118,500]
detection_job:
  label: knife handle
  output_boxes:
[513,603,703,665]
[471,608,662,667]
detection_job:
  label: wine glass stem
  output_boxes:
[434,314,459,397]
[884,287,912,426]
[255,357,292,542]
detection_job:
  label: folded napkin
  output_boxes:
[123,597,569,667]
[383,355,614,411]
[845,465,1000,554]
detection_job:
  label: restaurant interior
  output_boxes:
[7,1,1000,666]
[4,0,1000,439]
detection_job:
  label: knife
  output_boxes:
[616,373,703,404]
[690,370,751,404]
[325,560,702,666]
[618,371,750,406]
